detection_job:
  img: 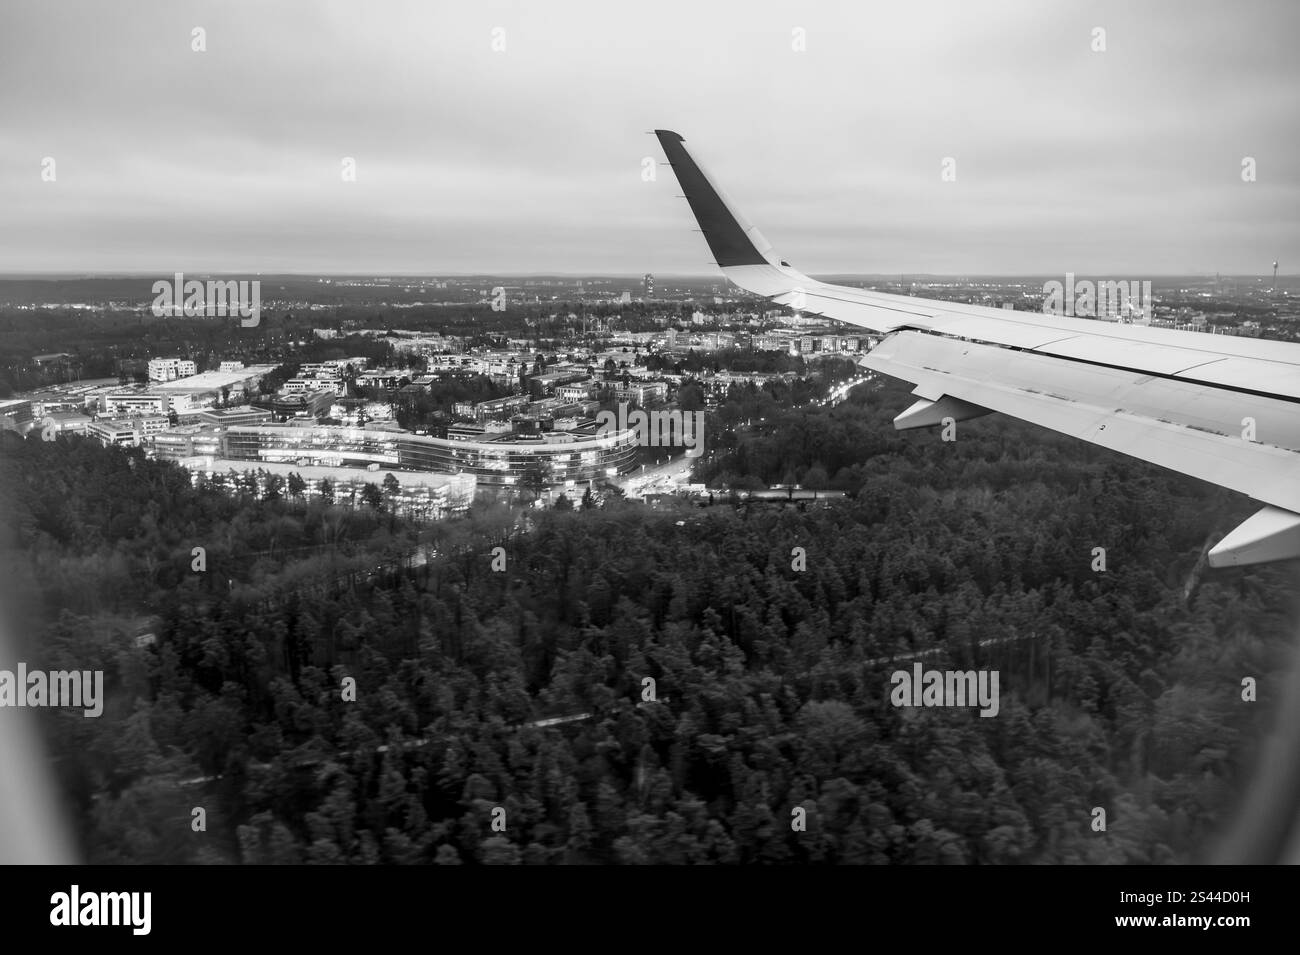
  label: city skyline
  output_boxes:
[1,0,1297,275]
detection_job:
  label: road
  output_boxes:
[616,451,700,497]
[823,373,875,407]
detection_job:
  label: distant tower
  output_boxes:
[1273,261,1279,291]
[644,273,654,298]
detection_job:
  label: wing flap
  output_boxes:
[861,332,1300,515]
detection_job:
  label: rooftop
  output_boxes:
[197,406,272,419]
[153,366,279,392]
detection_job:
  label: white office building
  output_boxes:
[148,358,197,382]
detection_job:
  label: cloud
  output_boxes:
[0,0,1296,273]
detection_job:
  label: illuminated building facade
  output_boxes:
[221,423,638,488]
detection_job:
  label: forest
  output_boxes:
[0,376,1294,864]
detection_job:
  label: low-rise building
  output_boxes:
[43,411,93,435]
[356,369,409,391]
[136,414,170,436]
[614,381,669,405]
[149,425,223,461]
[153,365,279,407]
[222,421,637,489]
[148,358,197,382]
[471,394,530,422]
[87,419,141,447]
[195,406,274,428]
[556,382,595,402]
[0,399,34,432]
[104,391,170,416]
[188,458,476,519]
[253,389,334,420]
[284,376,345,395]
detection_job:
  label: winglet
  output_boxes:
[654,130,776,268]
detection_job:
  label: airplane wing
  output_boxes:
[655,129,1300,567]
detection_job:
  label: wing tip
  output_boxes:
[654,130,771,269]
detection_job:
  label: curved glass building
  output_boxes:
[222,423,638,488]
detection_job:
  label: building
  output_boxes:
[253,389,334,421]
[103,391,170,416]
[470,394,530,422]
[329,399,392,426]
[148,358,197,382]
[0,399,34,432]
[389,335,463,357]
[356,370,408,391]
[221,423,638,489]
[189,458,476,519]
[149,425,223,462]
[27,392,84,416]
[446,424,487,441]
[136,414,170,436]
[556,382,594,403]
[297,362,346,377]
[42,411,92,436]
[87,419,141,447]
[614,381,669,405]
[753,332,793,351]
[195,406,273,428]
[284,376,345,396]
[32,353,72,368]
[152,366,278,407]
[531,369,588,396]
[217,361,245,373]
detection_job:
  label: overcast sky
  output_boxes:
[1,0,1297,275]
